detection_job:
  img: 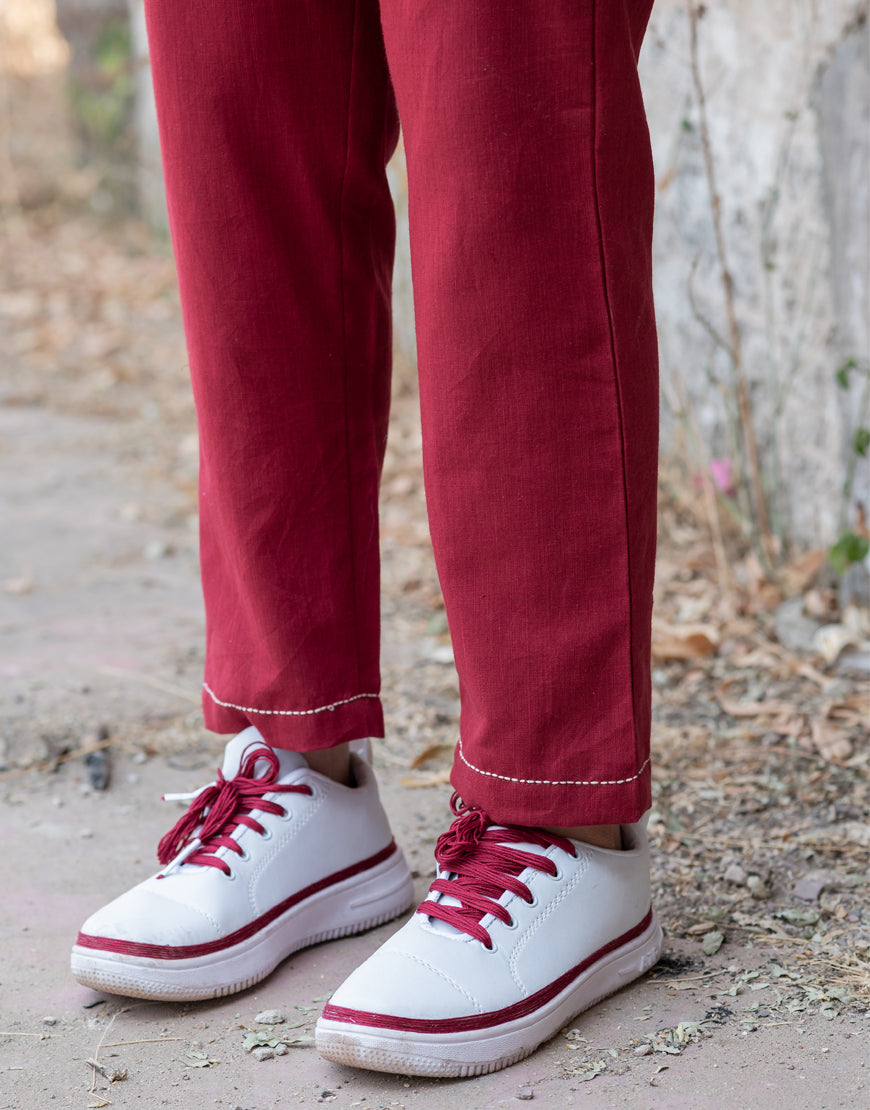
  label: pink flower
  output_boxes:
[710,457,736,498]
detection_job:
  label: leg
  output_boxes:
[385,0,659,828]
[317,0,661,1074]
[147,0,400,751]
[71,0,414,1001]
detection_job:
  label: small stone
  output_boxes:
[42,1016,58,1026]
[274,1043,289,1056]
[723,864,747,885]
[747,875,772,899]
[144,539,172,560]
[84,749,110,791]
[79,829,94,839]
[634,1043,654,1056]
[793,877,826,902]
[779,906,822,927]
[516,1090,535,1101]
[254,1009,285,1025]
[132,751,148,765]
[251,1046,274,1062]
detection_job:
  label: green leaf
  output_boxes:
[829,532,870,574]
[853,427,870,457]
[835,357,857,389]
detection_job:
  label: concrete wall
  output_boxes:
[640,0,869,549]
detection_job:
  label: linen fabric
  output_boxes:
[143,0,659,827]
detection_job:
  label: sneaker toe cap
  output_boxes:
[77,883,222,950]
[328,935,489,1022]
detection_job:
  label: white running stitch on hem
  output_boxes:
[202,683,379,717]
[457,735,650,787]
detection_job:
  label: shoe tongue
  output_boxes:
[220,726,308,780]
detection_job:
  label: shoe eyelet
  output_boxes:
[550,863,562,881]
[258,826,273,841]
[525,892,538,909]
[501,914,518,931]
[237,847,250,862]
[279,807,292,821]
[224,868,236,881]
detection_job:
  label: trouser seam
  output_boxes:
[590,0,640,763]
[340,0,364,692]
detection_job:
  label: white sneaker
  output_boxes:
[315,800,662,1077]
[71,728,414,1001]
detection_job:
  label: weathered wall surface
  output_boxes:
[640,0,869,549]
[125,0,165,232]
[118,2,870,550]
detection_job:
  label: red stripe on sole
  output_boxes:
[321,906,655,1035]
[76,840,399,960]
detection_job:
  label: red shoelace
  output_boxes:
[417,794,576,948]
[156,747,311,875]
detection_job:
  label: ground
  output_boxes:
[1,189,868,1109]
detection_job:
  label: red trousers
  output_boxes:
[144,0,659,827]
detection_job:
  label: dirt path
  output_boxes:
[1,205,867,1110]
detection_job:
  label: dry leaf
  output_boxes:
[409,742,454,770]
[782,549,827,593]
[652,620,719,661]
[768,713,806,737]
[804,588,837,620]
[717,683,790,719]
[810,719,853,762]
[399,771,452,788]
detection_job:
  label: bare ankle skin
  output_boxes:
[304,743,353,786]
[543,824,622,850]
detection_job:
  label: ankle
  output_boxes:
[304,743,353,786]
[542,823,622,851]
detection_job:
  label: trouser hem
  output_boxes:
[450,739,652,827]
[202,685,384,751]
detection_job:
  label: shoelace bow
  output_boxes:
[418,794,576,948]
[156,747,310,876]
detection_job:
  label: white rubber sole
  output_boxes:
[315,911,663,1078]
[70,849,414,1001]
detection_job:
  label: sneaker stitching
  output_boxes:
[203,683,379,717]
[508,854,589,988]
[457,736,650,787]
[249,784,324,912]
[394,949,483,1013]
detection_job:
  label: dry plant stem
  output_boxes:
[685,384,732,592]
[840,360,870,532]
[663,373,732,591]
[687,0,775,570]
